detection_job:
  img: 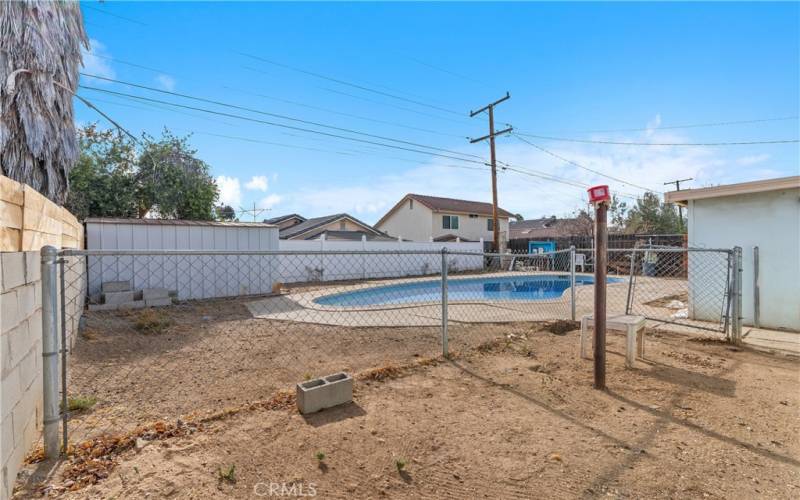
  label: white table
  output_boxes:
[580,314,646,368]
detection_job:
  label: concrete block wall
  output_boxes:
[1,252,44,500]
[0,251,85,499]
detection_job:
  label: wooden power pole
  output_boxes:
[664,177,693,230]
[469,93,513,252]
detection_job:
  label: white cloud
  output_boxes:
[261,194,282,209]
[81,39,115,82]
[155,74,176,91]
[216,176,241,207]
[245,175,269,191]
[736,154,770,166]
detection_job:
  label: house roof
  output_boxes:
[664,176,800,206]
[310,230,397,241]
[376,193,514,227]
[279,213,384,239]
[509,216,591,239]
[85,217,277,228]
[263,213,306,224]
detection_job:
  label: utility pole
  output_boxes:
[593,200,608,390]
[469,92,513,252]
[664,178,693,231]
[238,202,269,222]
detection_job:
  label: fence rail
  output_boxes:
[39,245,738,458]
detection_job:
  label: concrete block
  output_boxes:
[296,372,353,414]
[1,369,20,420]
[0,253,25,291]
[24,252,39,284]
[102,281,131,293]
[1,290,18,333]
[118,300,146,310]
[17,349,37,393]
[1,413,12,465]
[142,288,170,300]
[16,283,36,320]
[102,290,135,305]
[4,322,28,370]
[89,302,119,312]
[145,297,172,308]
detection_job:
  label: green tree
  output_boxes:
[624,192,685,234]
[66,125,138,220]
[609,194,628,230]
[215,205,237,221]
[135,129,219,219]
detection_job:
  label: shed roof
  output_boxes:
[664,176,800,205]
[85,217,277,228]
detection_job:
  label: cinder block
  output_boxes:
[89,303,119,312]
[0,253,25,291]
[1,290,18,333]
[103,290,135,305]
[118,300,146,310]
[1,413,13,465]
[296,372,353,414]
[102,281,131,293]
[16,283,36,320]
[1,369,21,420]
[142,288,170,300]
[24,252,39,284]
[145,297,173,307]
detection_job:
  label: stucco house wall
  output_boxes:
[376,198,509,242]
[687,187,800,330]
[375,199,435,241]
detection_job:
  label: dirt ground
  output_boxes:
[14,299,800,499]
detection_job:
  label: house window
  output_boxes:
[487,218,494,231]
[442,215,459,230]
[339,220,346,230]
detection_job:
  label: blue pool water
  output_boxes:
[314,274,622,307]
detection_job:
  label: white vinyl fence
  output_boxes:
[277,239,484,283]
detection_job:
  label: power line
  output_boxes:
[79,74,482,161]
[79,85,490,165]
[82,4,148,27]
[223,86,464,138]
[237,52,466,117]
[512,134,659,193]
[514,131,800,147]
[520,116,799,135]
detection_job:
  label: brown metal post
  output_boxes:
[594,201,608,390]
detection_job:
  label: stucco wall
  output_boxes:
[377,199,509,243]
[375,200,435,242]
[687,188,800,330]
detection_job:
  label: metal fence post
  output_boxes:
[569,246,576,321]
[40,246,60,458]
[753,246,760,329]
[441,247,449,357]
[625,250,637,315]
[733,246,743,344]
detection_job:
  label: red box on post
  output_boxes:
[587,185,610,204]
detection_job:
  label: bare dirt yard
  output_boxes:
[14,299,800,499]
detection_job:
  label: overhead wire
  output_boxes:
[519,116,800,135]
[79,74,483,161]
[514,132,799,147]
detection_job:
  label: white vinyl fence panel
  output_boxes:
[277,239,484,284]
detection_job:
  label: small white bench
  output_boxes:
[580,314,646,368]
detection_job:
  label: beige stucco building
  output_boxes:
[375,194,513,244]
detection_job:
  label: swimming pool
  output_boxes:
[314,274,622,307]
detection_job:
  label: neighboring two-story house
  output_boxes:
[375,194,514,243]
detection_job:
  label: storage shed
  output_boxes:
[666,176,800,331]
[85,218,280,300]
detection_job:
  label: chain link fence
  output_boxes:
[44,245,738,454]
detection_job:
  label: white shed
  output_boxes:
[665,176,800,331]
[85,218,280,300]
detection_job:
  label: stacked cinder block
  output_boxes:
[1,252,43,499]
[89,281,174,311]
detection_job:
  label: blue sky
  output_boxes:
[76,1,799,223]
